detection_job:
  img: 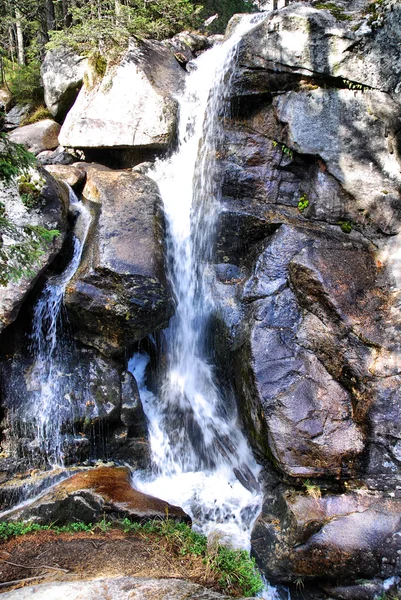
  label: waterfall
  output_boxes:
[131,14,269,551]
[8,186,91,467]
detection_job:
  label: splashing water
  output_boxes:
[19,186,91,466]
[131,14,270,552]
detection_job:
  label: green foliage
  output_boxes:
[20,105,53,126]
[0,134,36,183]
[18,172,45,208]
[364,0,387,29]
[199,0,256,34]
[4,59,43,104]
[315,2,351,21]
[0,518,263,597]
[272,140,294,160]
[338,220,352,233]
[208,544,263,596]
[48,0,204,55]
[0,221,59,286]
[298,194,309,212]
[341,78,366,91]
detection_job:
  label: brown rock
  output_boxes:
[64,163,173,356]
[7,466,190,524]
[43,164,86,190]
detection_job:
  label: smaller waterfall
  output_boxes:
[9,186,91,467]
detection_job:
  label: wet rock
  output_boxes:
[1,343,149,468]
[252,488,401,583]
[59,38,183,152]
[41,47,88,121]
[0,170,68,333]
[43,164,86,190]
[121,371,148,437]
[8,119,61,156]
[0,577,235,600]
[6,466,190,524]
[64,163,173,356]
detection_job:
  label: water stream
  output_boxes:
[131,14,270,554]
[7,186,91,467]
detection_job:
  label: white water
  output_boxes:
[131,14,270,553]
[23,187,91,466]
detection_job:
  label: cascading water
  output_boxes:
[131,13,271,555]
[8,186,91,467]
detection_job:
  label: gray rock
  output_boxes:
[0,577,235,600]
[59,38,183,151]
[8,119,61,156]
[43,164,86,189]
[41,47,88,120]
[64,163,173,356]
[274,88,401,234]
[3,103,31,131]
[36,145,78,165]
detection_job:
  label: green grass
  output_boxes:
[0,519,264,597]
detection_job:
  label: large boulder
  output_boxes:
[252,487,401,585]
[8,119,61,156]
[5,466,190,524]
[41,47,88,121]
[64,163,173,356]
[59,38,184,154]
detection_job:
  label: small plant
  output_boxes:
[298,193,309,212]
[272,140,294,160]
[18,171,46,208]
[315,2,351,21]
[338,220,352,233]
[303,479,322,500]
[341,78,366,91]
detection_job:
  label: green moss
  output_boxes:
[315,2,352,21]
[20,105,53,126]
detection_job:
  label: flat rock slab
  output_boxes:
[0,577,237,599]
[6,466,189,524]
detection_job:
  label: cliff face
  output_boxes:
[212,3,401,596]
[1,2,401,597]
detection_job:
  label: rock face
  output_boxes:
[8,120,61,155]
[6,466,190,524]
[64,163,173,356]
[59,38,183,154]
[41,48,88,121]
[0,170,68,333]
[207,2,401,595]
[0,578,235,600]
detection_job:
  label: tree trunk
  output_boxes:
[15,8,25,66]
[46,0,56,31]
[62,0,72,28]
